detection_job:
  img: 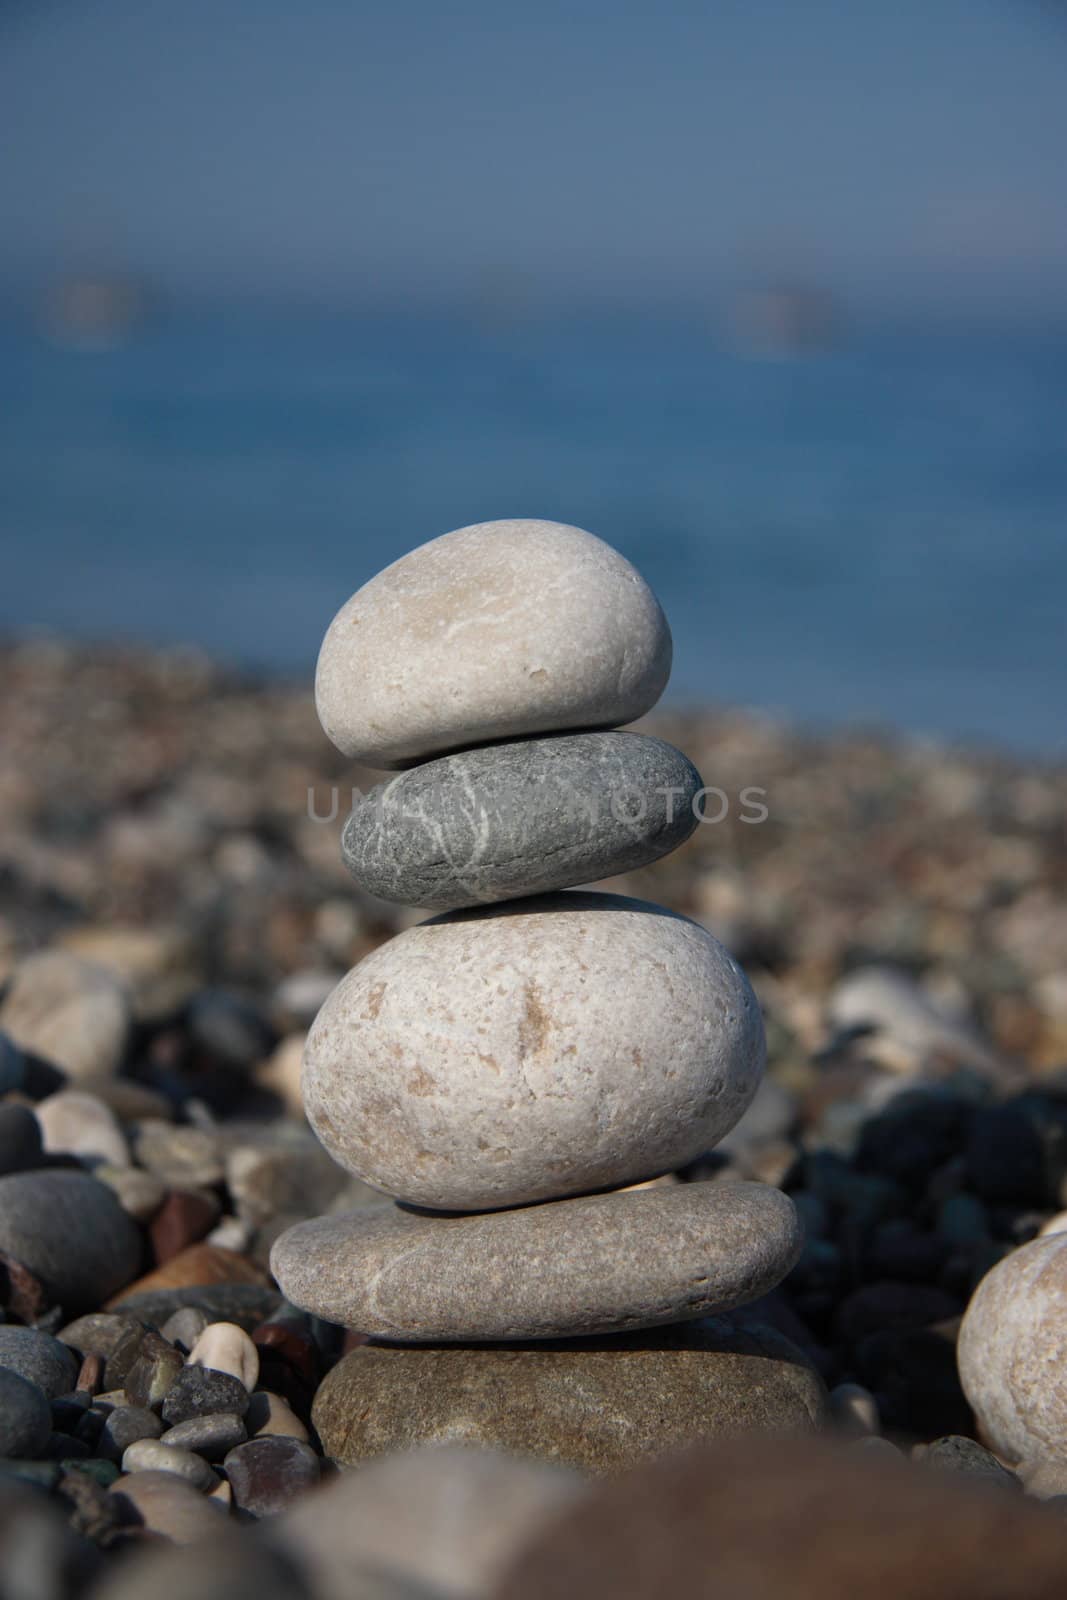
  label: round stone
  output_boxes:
[223,1437,319,1518]
[302,891,765,1211]
[121,1438,218,1491]
[0,1170,143,1313]
[0,1368,52,1459]
[160,1413,247,1461]
[341,732,702,910]
[958,1232,1067,1470]
[0,950,130,1082]
[108,1469,227,1543]
[271,1181,801,1340]
[315,519,672,768]
[0,1327,79,1398]
[312,1319,828,1474]
[98,1406,165,1462]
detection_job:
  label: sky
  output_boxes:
[3,0,1067,315]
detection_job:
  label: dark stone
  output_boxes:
[855,1326,972,1438]
[98,1405,165,1462]
[223,1436,319,1517]
[160,1365,250,1426]
[0,1172,143,1314]
[863,1225,950,1284]
[0,1103,43,1176]
[111,1284,282,1332]
[149,1190,221,1266]
[0,1366,52,1458]
[834,1282,960,1350]
[856,1092,973,1191]
[160,1412,247,1461]
[925,1435,1021,1489]
[186,990,276,1072]
[342,731,703,910]
[965,1105,1048,1207]
[123,1333,185,1412]
[0,1326,78,1398]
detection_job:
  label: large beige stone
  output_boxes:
[958,1233,1067,1470]
[314,520,671,768]
[302,892,765,1211]
[270,1181,801,1340]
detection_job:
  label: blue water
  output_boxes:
[3,311,1066,753]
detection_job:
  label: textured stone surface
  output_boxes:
[312,1319,827,1473]
[161,1365,250,1425]
[303,892,764,1210]
[161,1412,247,1461]
[0,1170,143,1312]
[492,1433,1067,1600]
[958,1232,1067,1469]
[108,1279,281,1329]
[342,732,702,910]
[0,1367,52,1458]
[98,1405,165,1462]
[124,1332,186,1411]
[0,1326,79,1398]
[315,519,672,767]
[223,1436,319,1517]
[0,951,130,1081]
[272,1181,801,1340]
[276,1444,582,1600]
[187,1322,259,1391]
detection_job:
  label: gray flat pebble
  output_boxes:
[121,1438,218,1491]
[0,1367,52,1458]
[98,1405,165,1462]
[343,731,702,909]
[0,1170,143,1312]
[161,1366,250,1426]
[159,1308,209,1352]
[271,1181,802,1340]
[161,1412,247,1460]
[0,1327,78,1398]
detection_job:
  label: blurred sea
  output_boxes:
[2,311,1065,755]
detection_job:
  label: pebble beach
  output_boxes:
[3,592,1067,1600]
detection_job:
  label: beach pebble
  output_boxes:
[303,891,764,1210]
[161,1365,250,1426]
[246,1391,308,1443]
[161,1413,247,1460]
[272,1182,801,1340]
[133,1124,224,1190]
[254,1034,305,1118]
[315,519,671,767]
[313,1318,826,1473]
[187,1323,259,1391]
[121,1438,218,1491]
[108,1246,273,1308]
[186,990,275,1071]
[160,1308,210,1352]
[34,1089,130,1168]
[0,1476,102,1599]
[124,1333,185,1411]
[98,1405,165,1461]
[0,1367,52,1458]
[108,1468,227,1543]
[275,1444,581,1600]
[1039,1209,1067,1237]
[0,1103,44,1176]
[0,1170,143,1312]
[96,1165,167,1222]
[825,964,1005,1078]
[86,1529,317,1600]
[342,732,702,909]
[149,1189,222,1264]
[223,1436,319,1517]
[830,1383,880,1436]
[924,1435,1020,1489]
[958,1232,1067,1470]
[0,950,130,1082]
[0,1327,79,1398]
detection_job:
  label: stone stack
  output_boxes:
[271,519,813,1471]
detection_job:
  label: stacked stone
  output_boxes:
[271,519,807,1469]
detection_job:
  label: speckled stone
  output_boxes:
[958,1232,1067,1470]
[271,1182,801,1340]
[315,520,672,768]
[302,892,764,1211]
[0,1327,79,1399]
[0,1171,143,1313]
[312,1319,828,1474]
[341,732,702,910]
[161,1365,250,1426]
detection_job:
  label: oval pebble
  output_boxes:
[161,1413,247,1461]
[98,1405,164,1462]
[108,1469,228,1542]
[187,1323,259,1392]
[315,519,672,767]
[0,1327,78,1399]
[0,1368,52,1458]
[223,1436,319,1517]
[0,1170,143,1312]
[121,1438,218,1491]
[303,891,764,1210]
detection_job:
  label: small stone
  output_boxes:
[273,972,343,1029]
[0,1104,44,1176]
[161,1413,246,1461]
[98,1405,165,1462]
[958,1231,1067,1471]
[96,1166,167,1223]
[0,1326,78,1398]
[159,1308,209,1353]
[303,892,764,1211]
[1038,1209,1067,1237]
[315,518,672,767]
[223,1436,318,1517]
[830,1383,880,1437]
[149,1190,222,1265]
[161,1366,250,1426]
[187,1323,259,1391]
[108,1469,228,1543]
[0,1170,143,1312]
[273,1182,801,1340]
[186,991,275,1072]
[34,1090,130,1168]
[925,1435,1021,1489]
[59,1311,143,1362]
[0,1368,52,1458]
[343,732,702,910]
[65,1456,120,1489]
[204,1216,253,1253]
[106,1246,271,1308]
[123,1334,185,1412]
[108,1279,281,1330]
[56,1463,124,1543]
[58,924,200,1025]
[77,1353,104,1394]
[313,1318,827,1472]
[133,1124,224,1191]
[253,1035,305,1119]
[245,1391,308,1443]
[0,951,130,1082]
[275,1443,579,1600]
[121,1438,218,1491]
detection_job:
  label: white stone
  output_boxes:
[303,891,764,1211]
[957,1232,1067,1469]
[187,1322,260,1392]
[35,1090,130,1168]
[314,519,672,768]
